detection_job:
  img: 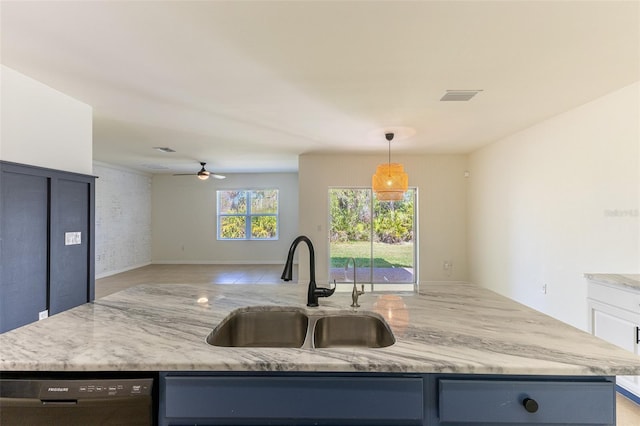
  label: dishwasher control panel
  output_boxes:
[1,378,153,400]
[40,379,153,399]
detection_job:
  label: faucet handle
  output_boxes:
[351,283,365,308]
[314,280,336,298]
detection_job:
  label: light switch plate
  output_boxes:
[65,231,82,245]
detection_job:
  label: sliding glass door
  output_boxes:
[329,188,416,288]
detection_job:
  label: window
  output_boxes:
[217,190,279,240]
[329,188,416,289]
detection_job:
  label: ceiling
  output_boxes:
[1,1,638,175]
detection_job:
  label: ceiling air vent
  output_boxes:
[153,147,176,153]
[440,90,483,102]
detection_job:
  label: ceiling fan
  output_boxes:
[173,162,226,181]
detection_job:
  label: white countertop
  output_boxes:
[585,273,640,291]
[2,282,640,375]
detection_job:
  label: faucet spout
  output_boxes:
[345,257,356,283]
[281,235,315,282]
[281,235,335,307]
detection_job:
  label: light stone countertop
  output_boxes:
[2,282,640,375]
[585,273,640,291]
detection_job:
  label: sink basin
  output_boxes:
[313,313,395,348]
[206,307,308,348]
[207,307,395,349]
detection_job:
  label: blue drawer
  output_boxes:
[162,375,424,424]
[439,379,614,424]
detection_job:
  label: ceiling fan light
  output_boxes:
[372,163,408,201]
[173,162,224,180]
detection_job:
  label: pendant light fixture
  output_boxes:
[372,132,408,202]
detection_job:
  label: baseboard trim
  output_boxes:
[617,384,640,405]
[151,260,286,265]
[95,262,152,279]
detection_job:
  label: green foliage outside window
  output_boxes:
[329,189,414,244]
[251,216,277,239]
[329,189,371,242]
[373,196,414,243]
[220,216,246,239]
[251,189,278,214]
[218,191,247,214]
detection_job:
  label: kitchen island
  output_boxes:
[2,282,640,425]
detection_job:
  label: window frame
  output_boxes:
[216,189,279,241]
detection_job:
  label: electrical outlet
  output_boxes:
[443,261,453,277]
[38,310,49,320]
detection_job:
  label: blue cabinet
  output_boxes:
[0,161,95,333]
[438,378,614,425]
[159,372,615,426]
[160,372,425,425]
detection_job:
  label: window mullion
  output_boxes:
[369,188,374,286]
[246,191,252,240]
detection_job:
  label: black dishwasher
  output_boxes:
[0,376,154,425]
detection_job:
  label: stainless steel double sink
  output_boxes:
[206,306,395,349]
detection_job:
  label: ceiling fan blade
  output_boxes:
[172,172,224,179]
[172,162,225,180]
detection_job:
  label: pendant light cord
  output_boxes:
[386,132,394,177]
[387,139,391,176]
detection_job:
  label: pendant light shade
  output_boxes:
[372,133,408,201]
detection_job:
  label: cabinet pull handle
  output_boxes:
[522,397,539,413]
[636,327,640,344]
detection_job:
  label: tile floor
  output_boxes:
[96,264,640,425]
[617,393,640,426]
[95,263,290,298]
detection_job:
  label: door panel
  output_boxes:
[49,179,90,315]
[0,172,49,332]
[372,192,415,284]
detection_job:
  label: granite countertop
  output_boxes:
[585,273,640,291]
[2,282,640,375]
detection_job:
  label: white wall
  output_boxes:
[152,172,298,264]
[0,65,92,175]
[93,162,152,278]
[298,153,468,285]
[468,82,640,330]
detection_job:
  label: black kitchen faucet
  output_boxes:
[281,235,335,307]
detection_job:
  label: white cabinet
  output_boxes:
[587,275,640,399]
